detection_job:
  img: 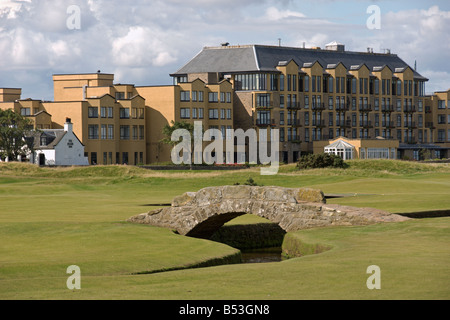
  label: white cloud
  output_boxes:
[265,6,306,21]
[0,1,448,99]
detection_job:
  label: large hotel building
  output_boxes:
[1,42,449,164]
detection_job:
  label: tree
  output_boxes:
[0,109,33,161]
[161,121,196,168]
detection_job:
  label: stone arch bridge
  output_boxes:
[127,186,409,239]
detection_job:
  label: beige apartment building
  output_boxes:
[1,42,449,164]
[171,43,449,161]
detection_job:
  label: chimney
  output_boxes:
[64,118,73,133]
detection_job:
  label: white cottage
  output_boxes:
[32,118,89,166]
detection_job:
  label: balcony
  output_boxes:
[336,120,352,128]
[403,106,417,113]
[255,101,274,109]
[360,121,373,128]
[287,136,302,144]
[382,121,396,129]
[359,105,373,112]
[335,105,350,112]
[381,105,395,113]
[425,122,436,129]
[287,119,302,127]
[287,102,302,110]
[312,103,326,111]
[404,122,417,129]
[256,119,276,127]
[312,120,326,127]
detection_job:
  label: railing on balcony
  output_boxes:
[403,105,417,113]
[255,101,274,109]
[287,119,302,127]
[336,120,352,128]
[312,120,326,127]
[312,103,326,111]
[287,135,301,143]
[256,119,276,127]
[360,121,373,128]
[359,104,373,112]
[404,122,417,129]
[382,121,396,128]
[287,102,302,110]
[381,105,395,113]
[335,105,350,112]
[425,122,436,129]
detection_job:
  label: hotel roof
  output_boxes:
[171,44,428,81]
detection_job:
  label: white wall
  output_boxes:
[54,132,89,166]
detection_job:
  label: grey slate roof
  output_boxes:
[30,130,66,150]
[172,45,428,81]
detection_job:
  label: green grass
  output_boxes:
[0,161,449,299]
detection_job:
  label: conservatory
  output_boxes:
[324,139,355,160]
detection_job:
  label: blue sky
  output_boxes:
[1,0,449,100]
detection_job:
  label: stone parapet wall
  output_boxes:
[128,186,409,238]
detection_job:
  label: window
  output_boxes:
[139,126,145,140]
[280,74,285,91]
[438,100,446,109]
[198,91,204,102]
[122,152,129,165]
[209,108,218,120]
[20,108,31,116]
[180,91,190,102]
[374,79,379,95]
[438,114,446,124]
[198,108,204,119]
[101,124,107,140]
[91,152,97,165]
[108,125,114,140]
[88,107,98,118]
[270,74,279,91]
[349,78,355,94]
[221,109,226,120]
[328,77,334,93]
[132,125,138,140]
[108,107,114,118]
[180,108,190,119]
[304,76,309,92]
[226,92,232,103]
[341,77,345,94]
[235,74,268,91]
[312,76,316,92]
[120,125,130,140]
[256,93,271,107]
[437,130,445,142]
[101,107,107,118]
[227,109,232,120]
[397,81,402,96]
[192,91,197,102]
[192,108,197,119]
[120,108,130,119]
[280,95,285,108]
[304,95,309,109]
[209,92,218,103]
[115,92,125,100]
[88,125,99,139]
[280,111,285,125]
